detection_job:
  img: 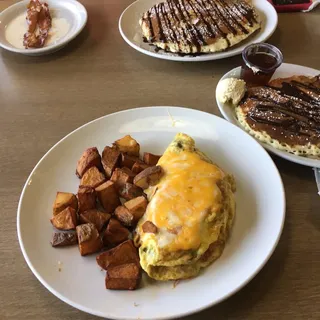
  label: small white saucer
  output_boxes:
[0,0,87,56]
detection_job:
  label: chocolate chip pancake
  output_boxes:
[236,75,320,157]
[140,0,261,54]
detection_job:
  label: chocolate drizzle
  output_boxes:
[141,0,258,53]
[241,76,320,146]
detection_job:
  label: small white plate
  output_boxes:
[119,0,278,62]
[216,63,320,168]
[0,0,87,56]
[17,107,285,319]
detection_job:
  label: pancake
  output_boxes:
[135,133,236,280]
[140,0,261,54]
[236,75,320,157]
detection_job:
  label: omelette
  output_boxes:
[135,133,236,281]
[140,0,261,55]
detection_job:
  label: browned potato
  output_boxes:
[115,196,148,227]
[143,152,161,166]
[76,223,103,256]
[110,168,132,189]
[131,161,149,174]
[52,192,78,216]
[118,183,143,201]
[50,207,78,230]
[114,206,132,227]
[142,221,158,234]
[105,263,141,290]
[51,231,78,247]
[112,135,140,156]
[96,240,139,270]
[101,146,121,178]
[76,147,102,178]
[120,153,139,169]
[124,196,148,214]
[95,181,120,213]
[80,209,111,232]
[120,167,136,181]
[133,165,163,190]
[103,218,130,246]
[77,186,96,213]
[80,166,106,188]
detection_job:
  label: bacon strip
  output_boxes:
[23,0,52,49]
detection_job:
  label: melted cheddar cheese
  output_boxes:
[143,147,225,252]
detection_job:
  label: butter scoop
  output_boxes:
[216,78,246,105]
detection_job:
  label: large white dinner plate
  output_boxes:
[17,107,285,319]
[119,0,278,62]
[0,0,87,56]
[216,63,320,168]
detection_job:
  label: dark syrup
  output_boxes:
[241,53,279,86]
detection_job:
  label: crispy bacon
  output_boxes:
[23,0,52,49]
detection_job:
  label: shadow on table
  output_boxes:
[272,155,320,231]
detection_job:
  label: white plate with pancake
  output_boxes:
[119,0,278,62]
[216,63,320,168]
[0,0,87,56]
[17,107,285,319]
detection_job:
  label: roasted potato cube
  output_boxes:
[115,196,147,227]
[121,167,136,181]
[76,147,102,178]
[120,153,140,169]
[96,240,139,270]
[131,161,149,174]
[80,209,111,232]
[77,186,96,213]
[103,218,130,246]
[53,192,78,216]
[102,146,121,178]
[113,135,140,156]
[50,207,78,230]
[124,196,148,214]
[110,168,133,189]
[76,223,103,256]
[143,152,161,166]
[105,263,141,290]
[51,231,78,247]
[142,221,158,234]
[118,183,143,201]
[133,165,163,190]
[114,206,132,227]
[95,181,120,213]
[80,166,105,188]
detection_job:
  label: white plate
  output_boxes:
[119,0,278,62]
[216,63,320,168]
[0,0,87,56]
[17,107,285,319]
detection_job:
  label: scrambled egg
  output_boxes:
[135,133,236,280]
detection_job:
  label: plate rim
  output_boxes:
[0,0,88,55]
[118,0,278,62]
[17,106,286,319]
[216,63,320,168]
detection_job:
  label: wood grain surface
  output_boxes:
[0,0,319,319]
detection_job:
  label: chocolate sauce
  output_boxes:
[242,77,320,146]
[141,0,258,54]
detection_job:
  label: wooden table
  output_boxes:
[1,1,319,319]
